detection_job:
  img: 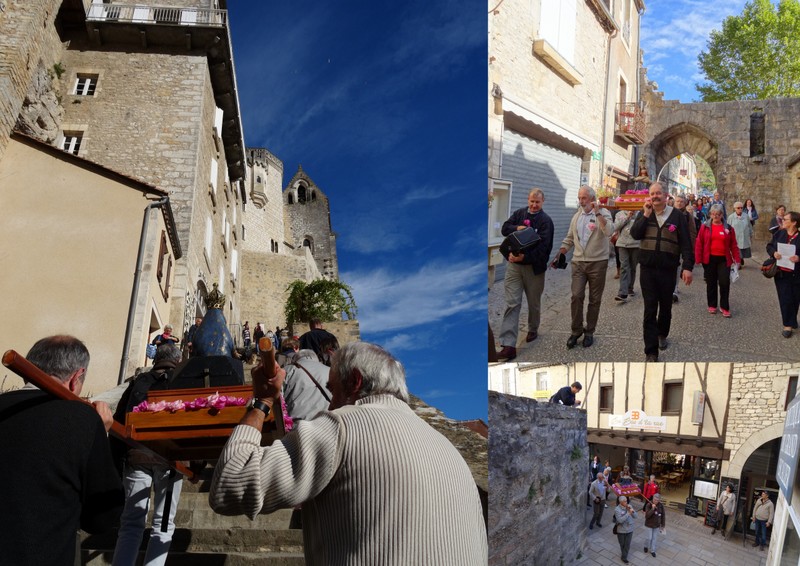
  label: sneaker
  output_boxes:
[721,309,731,318]
[672,293,679,303]
[652,552,656,557]
[783,329,793,338]
[708,307,717,314]
[604,504,608,508]
[614,295,628,302]
[497,346,516,361]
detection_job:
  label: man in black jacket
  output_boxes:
[0,335,124,566]
[630,182,694,361]
[549,381,582,406]
[496,188,554,361]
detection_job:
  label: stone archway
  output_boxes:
[643,95,800,240]
[724,422,783,478]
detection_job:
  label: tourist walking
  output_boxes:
[751,491,774,551]
[630,182,694,361]
[253,323,265,351]
[613,209,639,303]
[744,198,759,226]
[673,193,698,302]
[695,204,740,318]
[242,321,251,350]
[614,496,637,564]
[588,472,607,529]
[643,493,665,557]
[767,211,800,337]
[642,475,659,510]
[557,186,613,349]
[496,188,554,361]
[728,201,753,267]
[712,484,736,535]
[769,205,786,234]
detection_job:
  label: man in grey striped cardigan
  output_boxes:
[209,341,487,565]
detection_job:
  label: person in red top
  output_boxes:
[642,474,659,510]
[695,204,740,317]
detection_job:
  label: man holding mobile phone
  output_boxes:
[630,182,695,361]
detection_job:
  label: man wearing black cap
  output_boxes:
[550,382,582,406]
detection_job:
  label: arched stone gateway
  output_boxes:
[642,94,800,241]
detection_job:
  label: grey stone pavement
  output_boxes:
[576,499,767,566]
[489,240,800,363]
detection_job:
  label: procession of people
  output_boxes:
[495,181,799,361]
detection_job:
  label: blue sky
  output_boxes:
[227,2,487,421]
[640,0,749,102]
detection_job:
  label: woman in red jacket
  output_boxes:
[695,204,740,317]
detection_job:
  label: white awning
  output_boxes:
[503,94,600,153]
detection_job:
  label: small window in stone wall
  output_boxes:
[74,74,98,96]
[785,374,799,411]
[288,193,294,205]
[298,185,307,204]
[62,131,83,155]
[750,110,765,157]
[662,381,683,414]
[599,385,613,412]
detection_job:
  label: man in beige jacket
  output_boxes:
[558,185,613,348]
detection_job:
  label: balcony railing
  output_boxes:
[615,102,646,145]
[86,3,226,27]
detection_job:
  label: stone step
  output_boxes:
[81,527,305,565]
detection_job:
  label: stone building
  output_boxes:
[0,1,354,384]
[488,0,646,282]
[492,361,800,548]
[283,165,339,281]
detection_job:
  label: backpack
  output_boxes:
[109,368,172,476]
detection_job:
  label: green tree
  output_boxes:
[696,0,800,101]
[284,279,357,329]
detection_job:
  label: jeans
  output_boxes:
[646,526,659,552]
[112,463,183,566]
[704,255,730,310]
[755,518,768,547]
[617,247,638,297]
[617,531,632,560]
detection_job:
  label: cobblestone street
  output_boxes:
[489,241,800,363]
[576,498,768,566]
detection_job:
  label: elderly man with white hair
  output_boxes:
[558,185,614,349]
[614,495,637,564]
[643,493,666,557]
[209,341,487,565]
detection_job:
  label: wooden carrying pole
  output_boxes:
[2,349,196,480]
[258,337,285,437]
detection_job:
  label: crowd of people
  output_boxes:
[495,182,800,361]
[1,323,487,565]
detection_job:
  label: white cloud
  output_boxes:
[341,261,485,333]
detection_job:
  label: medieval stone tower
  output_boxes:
[283,165,339,280]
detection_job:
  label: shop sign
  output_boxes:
[609,410,666,431]
[778,394,800,503]
[691,391,706,424]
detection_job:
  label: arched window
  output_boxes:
[288,193,294,205]
[298,185,307,204]
[311,190,317,201]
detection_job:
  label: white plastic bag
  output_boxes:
[730,264,740,283]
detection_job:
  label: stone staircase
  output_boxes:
[80,467,306,565]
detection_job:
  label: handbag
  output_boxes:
[499,227,541,259]
[145,344,157,359]
[762,258,778,278]
[612,523,619,534]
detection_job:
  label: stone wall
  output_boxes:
[723,362,800,477]
[489,391,588,565]
[0,0,64,161]
[643,94,800,241]
[239,248,322,331]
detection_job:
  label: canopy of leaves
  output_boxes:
[696,0,800,101]
[284,279,357,329]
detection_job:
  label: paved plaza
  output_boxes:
[489,242,799,363]
[577,498,768,566]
